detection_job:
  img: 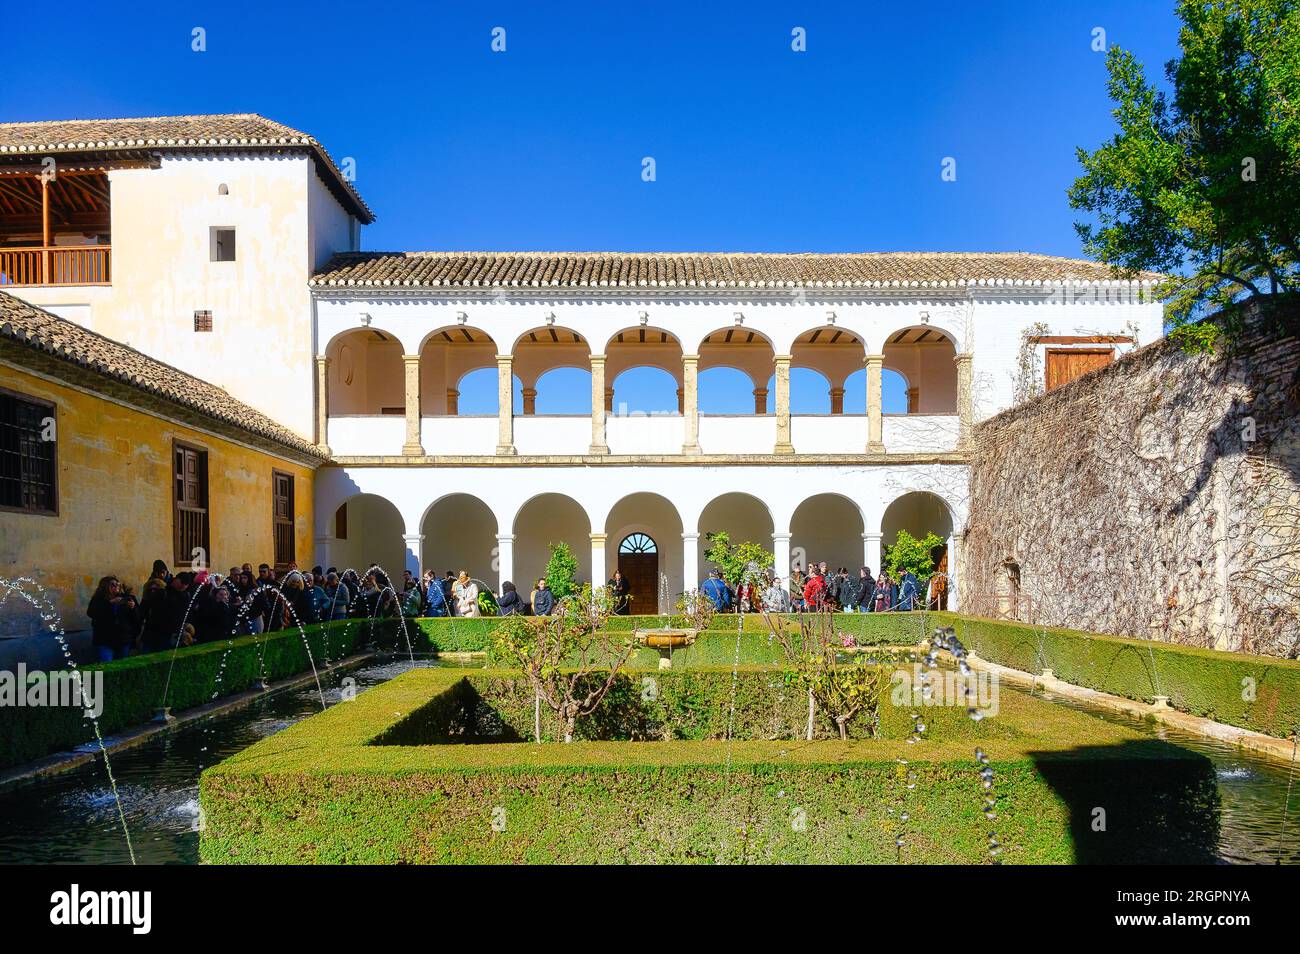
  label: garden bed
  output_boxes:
[199,666,1219,865]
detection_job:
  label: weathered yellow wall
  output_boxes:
[0,364,315,630]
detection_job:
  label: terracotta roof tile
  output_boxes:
[0,292,327,461]
[311,251,1163,289]
[0,113,373,223]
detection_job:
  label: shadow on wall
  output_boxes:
[1030,740,1220,864]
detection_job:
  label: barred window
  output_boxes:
[173,441,209,566]
[194,310,213,332]
[0,390,57,514]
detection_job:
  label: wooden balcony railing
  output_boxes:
[0,246,111,286]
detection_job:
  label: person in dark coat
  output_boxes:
[607,571,631,615]
[532,579,556,617]
[701,570,731,612]
[899,571,920,611]
[497,581,525,616]
[855,567,876,612]
[87,576,138,662]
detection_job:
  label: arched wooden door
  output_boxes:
[617,533,658,615]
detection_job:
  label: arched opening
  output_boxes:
[419,326,498,415]
[605,492,684,612]
[791,326,866,415]
[606,327,683,414]
[326,327,404,415]
[881,491,956,609]
[699,366,757,414]
[882,326,957,414]
[453,366,522,416]
[699,327,775,415]
[610,366,681,414]
[696,492,775,585]
[328,493,405,584]
[513,326,590,415]
[529,367,592,414]
[513,493,592,596]
[421,494,499,590]
[882,368,909,414]
[790,493,865,576]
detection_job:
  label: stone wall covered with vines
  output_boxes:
[963,305,1299,658]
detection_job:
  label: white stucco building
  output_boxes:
[0,114,1164,612]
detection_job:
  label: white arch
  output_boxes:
[417,324,500,357]
[508,490,597,535]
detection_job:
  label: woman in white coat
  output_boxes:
[453,570,480,617]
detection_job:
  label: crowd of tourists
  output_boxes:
[696,561,946,615]
[87,554,949,660]
[85,560,406,662]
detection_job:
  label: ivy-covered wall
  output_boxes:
[964,305,1299,658]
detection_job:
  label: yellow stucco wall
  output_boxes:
[0,363,316,630]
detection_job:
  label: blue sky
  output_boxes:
[1,0,1182,412]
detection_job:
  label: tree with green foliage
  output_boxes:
[1069,0,1300,351]
[882,530,945,581]
[543,541,579,600]
[702,531,774,587]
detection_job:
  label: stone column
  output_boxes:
[906,386,919,414]
[829,386,845,415]
[496,534,514,592]
[772,531,792,587]
[314,534,334,572]
[604,387,615,413]
[590,533,608,587]
[773,354,794,454]
[864,531,882,574]
[946,533,961,611]
[955,352,974,449]
[752,386,768,414]
[865,354,885,453]
[681,353,702,454]
[314,356,331,455]
[521,387,537,415]
[446,388,459,415]
[402,533,424,579]
[682,532,700,592]
[401,354,425,455]
[496,354,516,455]
[589,354,609,454]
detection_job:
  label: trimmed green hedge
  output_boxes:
[942,614,1300,738]
[0,617,395,770]
[200,667,1219,865]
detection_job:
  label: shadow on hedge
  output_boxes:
[1030,740,1221,864]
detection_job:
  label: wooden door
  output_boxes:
[1045,348,1113,391]
[273,470,295,569]
[617,533,658,615]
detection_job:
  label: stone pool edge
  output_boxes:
[966,653,1299,765]
[0,650,379,794]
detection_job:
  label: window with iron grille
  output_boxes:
[0,390,57,515]
[173,441,209,566]
[194,310,213,332]
[273,470,295,570]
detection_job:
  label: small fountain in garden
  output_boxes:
[633,573,701,668]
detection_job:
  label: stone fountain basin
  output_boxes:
[634,628,698,649]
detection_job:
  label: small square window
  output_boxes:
[210,227,236,262]
[194,310,213,332]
